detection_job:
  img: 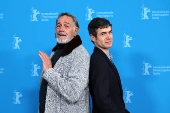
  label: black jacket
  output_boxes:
[89,47,130,113]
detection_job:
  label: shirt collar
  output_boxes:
[105,53,113,61]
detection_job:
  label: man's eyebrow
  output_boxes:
[100,30,112,34]
[57,22,71,24]
[101,32,107,34]
[64,22,70,24]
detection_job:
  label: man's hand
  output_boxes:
[38,51,52,72]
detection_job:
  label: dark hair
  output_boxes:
[88,18,112,37]
[56,12,79,28]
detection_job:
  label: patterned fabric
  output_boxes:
[40,45,90,113]
[39,43,67,113]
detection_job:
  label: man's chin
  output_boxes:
[57,38,72,44]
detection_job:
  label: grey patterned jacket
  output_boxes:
[40,36,90,113]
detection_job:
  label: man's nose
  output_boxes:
[106,33,112,39]
[60,26,64,31]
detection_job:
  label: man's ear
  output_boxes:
[90,34,96,42]
[74,27,79,36]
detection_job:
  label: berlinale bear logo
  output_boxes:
[142,60,152,75]
[141,5,151,20]
[123,32,133,47]
[124,88,134,103]
[31,61,40,76]
[12,35,22,49]
[85,6,95,20]
[13,90,22,104]
[30,7,40,21]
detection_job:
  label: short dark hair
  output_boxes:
[88,18,112,37]
[56,12,79,28]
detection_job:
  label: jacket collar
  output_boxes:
[94,46,118,75]
[52,35,82,57]
[94,47,110,59]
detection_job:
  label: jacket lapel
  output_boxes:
[94,47,123,96]
[94,47,118,76]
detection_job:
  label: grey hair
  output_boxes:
[56,12,79,28]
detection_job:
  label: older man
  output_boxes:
[38,13,90,113]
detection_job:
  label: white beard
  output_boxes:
[56,36,73,44]
[56,29,75,44]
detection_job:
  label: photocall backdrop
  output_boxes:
[0,0,170,113]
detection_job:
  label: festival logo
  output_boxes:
[141,4,169,20]
[30,7,58,22]
[13,90,22,104]
[0,68,4,74]
[153,66,170,75]
[141,5,151,20]
[0,13,4,19]
[85,6,95,20]
[85,5,114,21]
[142,59,170,75]
[142,60,152,75]
[31,61,40,76]
[30,7,40,21]
[124,88,134,103]
[12,35,22,49]
[123,32,133,47]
